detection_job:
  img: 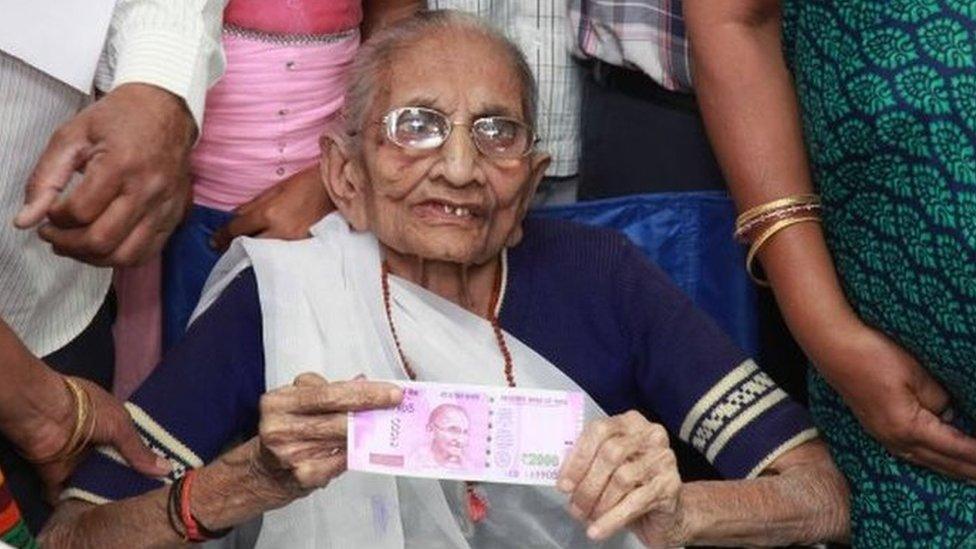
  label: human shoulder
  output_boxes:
[512,216,673,292]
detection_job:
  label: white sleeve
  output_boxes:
[95,0,229,130]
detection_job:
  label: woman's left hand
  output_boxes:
[557,411,683,545]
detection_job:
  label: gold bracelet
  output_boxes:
[28,377,92,464]
[746,216,822,286]
[735,194,820,231]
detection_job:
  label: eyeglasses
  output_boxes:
[381,107,534,160]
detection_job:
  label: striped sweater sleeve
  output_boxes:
[95,0,229,130]
[618,241,818,479]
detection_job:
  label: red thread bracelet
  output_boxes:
[179,469,205,542]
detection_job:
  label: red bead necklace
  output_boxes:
[380,258,514,523]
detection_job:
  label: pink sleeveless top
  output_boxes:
[191,1,361,211]
[224,0,361,35]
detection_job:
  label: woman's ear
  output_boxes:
[320,133,369,231]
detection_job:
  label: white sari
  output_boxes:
[194,213,643,548]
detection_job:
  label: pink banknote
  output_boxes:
[348,381,585,485]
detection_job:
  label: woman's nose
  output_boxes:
[440,126,479,186]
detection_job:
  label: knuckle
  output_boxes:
[886,423,914,444]
[599,441,627,464]
[613,467,638,489]
[259,394,276,416]
[590,419,611,439]
[49,125,77,147]
[647,423,669,444]
[623,410,644,425]
[84,231,114,256]
[59,200,96,225]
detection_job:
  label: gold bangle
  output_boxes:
[735,194,820,230]
[745,216,822,286]
[28,377,92,464]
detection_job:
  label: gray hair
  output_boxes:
[340,10,538,149]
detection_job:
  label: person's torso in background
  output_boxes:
[787,0,976,413]
[428,1,583,178]
[224,0,361,35]
[191,1,362,211]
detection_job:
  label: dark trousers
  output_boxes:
[0,295,115,533]
[578,62,726,199]
[578,63,809,482]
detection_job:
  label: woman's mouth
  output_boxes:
[413,200,483,225]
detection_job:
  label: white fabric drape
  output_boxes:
[194,213,643,548]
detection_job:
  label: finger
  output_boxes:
[47,153,127,229]
[289,381,403,414]
[235,185,281,216]
[37,194,142,262]
[106,414,171,476]
[570,434,642,518]
[292,455,346,490]
[904,446,976,481]
[263,414,347,444]
[590,450,663,519]
[558,417,625,493]
[909,409,976,465]
[914,372,952,417]
[15,131,92,228]
[107,218,170,267]
[212,212,268,251]
[590,448,677,519]
[294,373,329,387]
[586,478,674,541]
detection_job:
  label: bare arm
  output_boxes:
[662,441,849,546]
[363,0,424,38]
[41,375,402,548]
[0,321,165,496]
[41,439,293,549]
[559,413,848,546]
[683,0,976,479]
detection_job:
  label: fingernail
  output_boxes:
[557,478,574,493]
[587,525,601,540]
[389,388,403,401]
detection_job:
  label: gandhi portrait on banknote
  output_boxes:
[409,403,475,470]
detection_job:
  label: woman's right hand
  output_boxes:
[252,373,403,500]
[818,324,976,479]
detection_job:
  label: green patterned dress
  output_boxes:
[784,1,976,547]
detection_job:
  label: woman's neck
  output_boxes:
[382,249,501,318]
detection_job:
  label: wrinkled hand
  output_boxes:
[26,377,170,502]
[822,325,976,479]
[14,83,195,266]
[557,411,682,545]
[253,374,402,499]
[210,165,333,252]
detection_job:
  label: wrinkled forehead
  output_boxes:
[375,32,526,120]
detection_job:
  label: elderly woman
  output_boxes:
[42,11,848,548]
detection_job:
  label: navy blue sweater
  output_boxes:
[69,218,813,502]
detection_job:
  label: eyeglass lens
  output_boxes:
[388,108,530,158]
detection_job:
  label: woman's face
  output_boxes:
[352,32,549,265]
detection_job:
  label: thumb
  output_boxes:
[14,137,91,228]
[110,417,171,477]
[914,367,951,416]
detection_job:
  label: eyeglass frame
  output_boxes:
[378,106,537,160]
